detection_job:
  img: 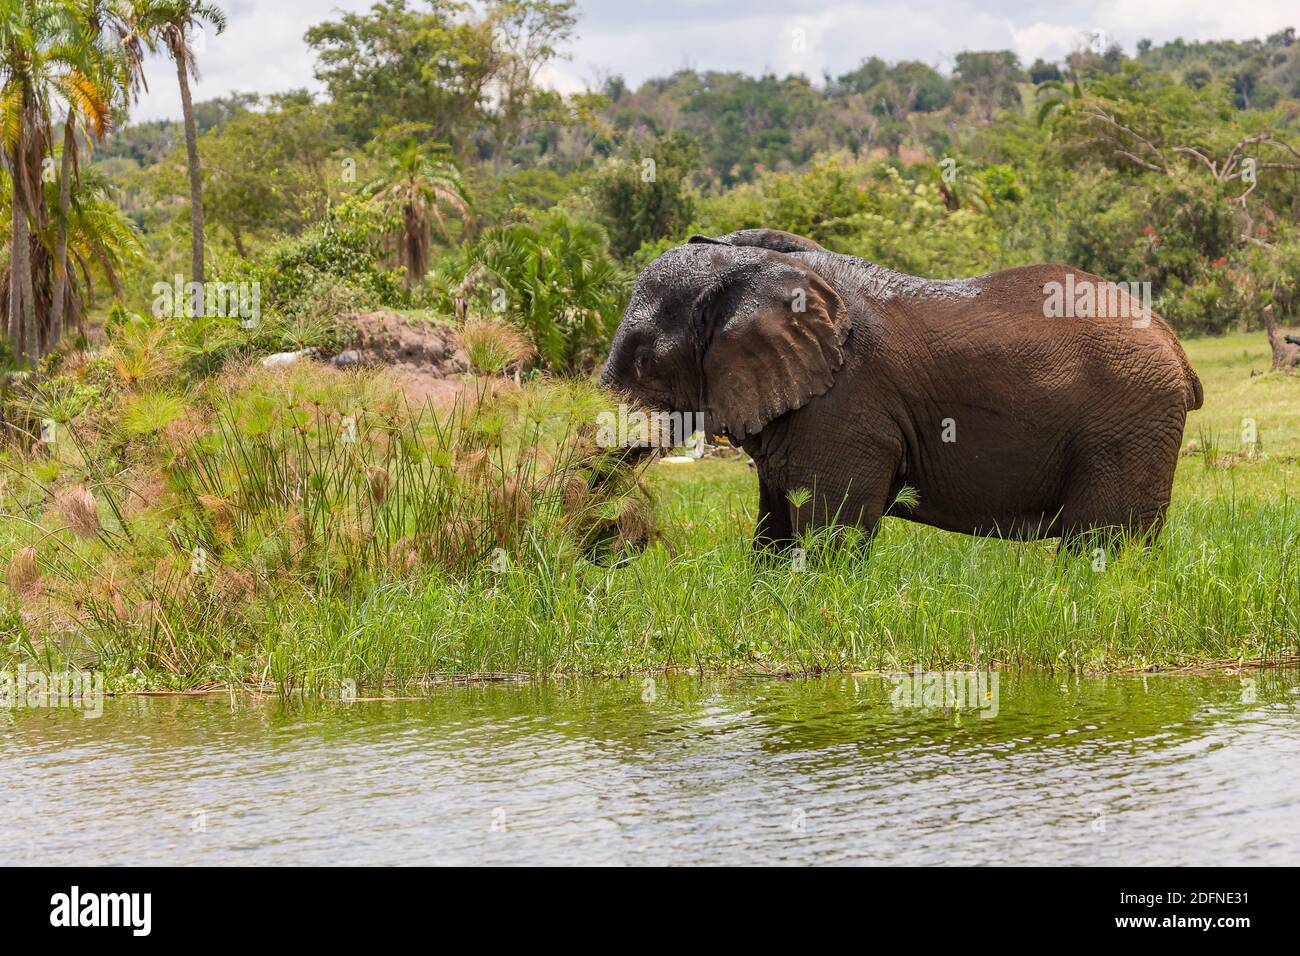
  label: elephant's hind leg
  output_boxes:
[1058,415,1182,550]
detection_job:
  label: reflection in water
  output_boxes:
[2,671,1297,865]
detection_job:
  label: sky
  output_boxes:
[130,0,1300,122]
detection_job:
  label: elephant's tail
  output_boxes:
[1161,314,1204,411]
[1185,366,1204,411]
[1174,338,1204,411]
[1169,334,1204,411]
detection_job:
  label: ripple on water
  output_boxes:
[2,670,1298,865]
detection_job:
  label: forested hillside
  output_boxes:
[3,2,1297,375]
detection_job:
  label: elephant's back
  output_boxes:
[796,251,1201,412]
[963,263,1202,411]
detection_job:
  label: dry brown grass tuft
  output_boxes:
[212,567,257,605]
[388,536,422,574]
[6,546,40,596]
[54,485,101,538]
[460,319,535,374]
[161,407,208,460]
[492,478,534,544]
[365,464,390,503]
[122,468,167,519]
[562,474,589,514]
[455,447,491,487]
[616,496,656,549]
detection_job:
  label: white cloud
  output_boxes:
[130,0,374,121]
[1011,22,1091,65]
[128,0,1298,122]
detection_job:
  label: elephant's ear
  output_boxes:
[699,249,848,440]
[689,229,824,253]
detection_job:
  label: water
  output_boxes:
[3,671,1298,865]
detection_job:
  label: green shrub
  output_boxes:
[590,132,700,260]
[249,198,407,318]
[434,209,629,374]
[1156,262,1254,335]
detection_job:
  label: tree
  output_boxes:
[305,0,496,151]
[833,58,951,116]
[1,0,111,360]
[953,51,1025,123]
[15,165,142,316]
[304,0,574,175]
[600,73,626,103]
[1028,58,1063,84]
[1232,56,1267,110]
[365,134,470,287]
[1041,76,1300,254]
[485,0,576,177]
[202,92,345,255]
[674,71,824,184]
[592,131,699,259]
[50,0,125,349]
[131,0,226,285]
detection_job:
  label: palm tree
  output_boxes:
[0,0,85,360]
[1,162,143,331]
[365,138,470,288]
[129,0,225,285]
[112,0,151,99]
[48,164,142,308]
[50,0,123,347]
[462,210,626,373]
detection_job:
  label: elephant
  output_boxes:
[598,228,1203,552]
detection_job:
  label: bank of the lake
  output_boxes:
[2,332,1297,690]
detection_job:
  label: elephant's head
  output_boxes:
[598,231,849,441]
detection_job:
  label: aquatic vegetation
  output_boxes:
[1,332,1296,690]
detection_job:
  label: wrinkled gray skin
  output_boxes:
[599,229,1204,552]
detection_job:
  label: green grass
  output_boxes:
[2,332,1297,689]
[250,489,1295,689]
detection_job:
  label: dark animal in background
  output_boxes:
[1264,306,1300,372]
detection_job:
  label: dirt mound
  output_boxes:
[342,310,474,406]
[345,310,468,373]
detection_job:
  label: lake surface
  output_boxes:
[3,670,1298,865]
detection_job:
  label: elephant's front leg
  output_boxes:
[784,458,900,548]
[755,477,795,553]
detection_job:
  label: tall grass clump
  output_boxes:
[2,356,655,686]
